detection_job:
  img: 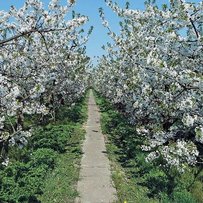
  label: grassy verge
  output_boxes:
[94,91,203,203]
[95,93,158,203]
[38,124,85,203]
[0,92,88,203]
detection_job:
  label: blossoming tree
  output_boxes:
[93,0,203,171]
[0,0,91,165]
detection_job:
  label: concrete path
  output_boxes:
[75,90,117,203]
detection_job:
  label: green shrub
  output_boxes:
[142,169,169,198]
[174,169,195,191]
[30,125,73,153]
[190,181,203,203]
[30,148,57,168]
[172,190,197,203]
[56,96,87,124]
[0,149,57,202]
[8,147,30,163]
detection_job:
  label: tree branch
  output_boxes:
[0,27,71,46]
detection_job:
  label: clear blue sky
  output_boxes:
[0,0,201,64]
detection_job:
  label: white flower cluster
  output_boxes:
[146,140,199,172]
[9,130,32,149]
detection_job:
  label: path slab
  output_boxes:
[75,90,117,203]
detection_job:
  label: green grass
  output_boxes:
[38,124,85,203]
[105,131,158,203]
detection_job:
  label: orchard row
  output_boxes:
[93,0,203,171]
[0,0,91,165]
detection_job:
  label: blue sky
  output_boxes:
[0,0,201,64]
